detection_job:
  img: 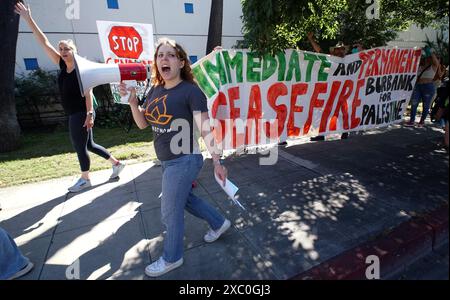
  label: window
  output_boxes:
[184,3,194,14]
[24,58,39,70]
[189,55,198,63]
[107,0,119,9]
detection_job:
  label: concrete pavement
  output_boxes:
[0,122,448,280]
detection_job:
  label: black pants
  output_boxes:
[69,112,111,172]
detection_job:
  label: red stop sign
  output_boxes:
[108,26,143,59]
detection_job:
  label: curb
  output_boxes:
[290,203,449,280]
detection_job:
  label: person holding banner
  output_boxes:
[307,32,350,140]
[405,46,440,127]
[15,2,125,192]
[120,38,231,277]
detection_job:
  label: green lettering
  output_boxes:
[286,51,301,81]
[276,51,286,81]
[303,52,319,82]
[222,50,243,83]
[262,54,278,81]
[192,65,216,98]
[203,53,228,89]
[317,55,331,81]
[246,52,261,82]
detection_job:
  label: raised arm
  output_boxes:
[307,32,322,53]
[15,2,60,65]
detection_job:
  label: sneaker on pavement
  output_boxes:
[8,261,34,280]
[145,256,183,277]
[68,178,91,193]
[204,219,231,243]
[404,122,415,127]
[110,162,125,179]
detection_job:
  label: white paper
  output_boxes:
[119,80,137,104]
[215,174,245,210]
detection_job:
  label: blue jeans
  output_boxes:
[0,227,29,280]
[409,83,436,123]
[160,154,225,263]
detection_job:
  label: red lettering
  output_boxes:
[412,49,421,73]
[330,80,353,131]
[351,79,365,128]
[264,83,288,139]
[387,49,397,74]
[398,49,408,73]
[304,83,328,135]
[364,50,375,78]
[392,49,402,73]
[246,85,262,145]
[405,49,414,73]
[211,92,227,144]
[287,83,307,137]
[228,87,242,148]
[319,81,341,133]
[381,49,390,74]
[358,52,370,79]
[370,49,381,77]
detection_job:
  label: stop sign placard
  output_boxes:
[108,26,143,59]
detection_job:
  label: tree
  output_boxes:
[0,0,21,152]
[206,0,223,54]
[241,0,449,55]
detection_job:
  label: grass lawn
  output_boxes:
[0,126,156,187]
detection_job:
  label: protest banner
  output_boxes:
[192,47,421,150]
[96,20,154,104]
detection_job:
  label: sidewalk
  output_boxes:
[0,123,448,280]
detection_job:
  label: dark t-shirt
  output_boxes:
[58,58,86,115]
[143,81,208,161]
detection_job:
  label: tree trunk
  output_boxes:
[0,0,21,152]
[206,0,223,54]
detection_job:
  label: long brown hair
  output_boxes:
[152,38,195,86]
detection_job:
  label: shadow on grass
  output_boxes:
[0,126,154,162]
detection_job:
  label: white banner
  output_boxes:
[192,47,422,150]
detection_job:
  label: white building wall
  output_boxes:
[15,0,446,75]
[15,0,244,75]
[388,24,448,48]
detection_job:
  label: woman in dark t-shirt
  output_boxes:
[15,3,124,192]
[121,38,231,277]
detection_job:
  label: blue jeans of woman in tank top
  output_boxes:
[409,83,436,123]
[160,154,226,263]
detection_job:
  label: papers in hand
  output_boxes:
[119,80,137,104]
[214,174,245,210]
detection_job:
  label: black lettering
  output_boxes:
[366,77,375,95]
[333,63,346,76]
[361,105,370,125]
[392,75,399,90]
[405,75,416,91]
[366,105,376,125]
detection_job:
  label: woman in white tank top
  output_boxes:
[405,47,440,127]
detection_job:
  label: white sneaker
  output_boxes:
[110,162,125,179]
[144,256,183,277]
[204,219,231,243]
[68,178,91,193]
